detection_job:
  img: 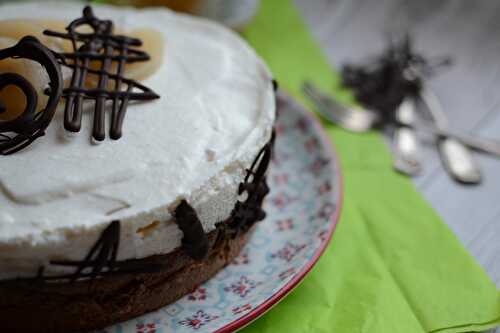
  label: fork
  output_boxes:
[302,81,379,132]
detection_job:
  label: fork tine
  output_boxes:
[302,81,378,132]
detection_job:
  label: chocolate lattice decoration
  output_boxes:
[44,6,159,141]
[0,36,63,155]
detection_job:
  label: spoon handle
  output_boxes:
[419,89,482,184]
[419,124,500,158]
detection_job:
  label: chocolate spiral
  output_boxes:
[0,36,63,155]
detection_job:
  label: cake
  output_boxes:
[0,3,276,332]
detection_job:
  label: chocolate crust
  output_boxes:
[0,224,255,333]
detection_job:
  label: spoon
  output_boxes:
[416,122,500,158]
[392,96,422,176]
[419,88,482,184]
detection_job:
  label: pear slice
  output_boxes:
[0,19,70,54]
[0,37,50,122]
[125,28,164,81]
[0,19,163,121]
[0,20,46,44]
[0,19,164,81]
[35,19,74,53]
[85,27,164,88]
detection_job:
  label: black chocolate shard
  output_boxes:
[43,5,159,141]
[0,36,63,155]
[272,79,279,91]
[173,200,210,261]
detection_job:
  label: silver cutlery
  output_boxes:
[303,81,500,157]
[419,88,482,184]
[303,81,422,175]
[302,80,497,183]
[404,64,500,157]
[302,81,379,132]
[392,97,422,176]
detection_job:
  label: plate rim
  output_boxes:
[214,93,344,333]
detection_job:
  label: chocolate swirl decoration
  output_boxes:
[44,6,159,141]
[0,36,63,155]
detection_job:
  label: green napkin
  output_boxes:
[241,1,500,332]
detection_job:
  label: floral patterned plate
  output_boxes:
[98,92,343,333]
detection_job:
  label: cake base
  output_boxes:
[0,225,255,333]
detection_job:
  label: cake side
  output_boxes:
[0,119,275,333]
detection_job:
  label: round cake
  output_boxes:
[0,2,276,332]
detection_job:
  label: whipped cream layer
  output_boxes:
[0,2,275,280]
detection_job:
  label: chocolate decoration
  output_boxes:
[37,220,165,283]
[49,220,121,282]
[173,200,210,260]
[216,131,275,246]
[0,36,63,155]
[272,79,278,91]
[43,6,159,141]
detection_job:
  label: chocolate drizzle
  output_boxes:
[37,220,165,283]
[218,131,275,243]
[173,130,275,259]
[0,36,63,155]
[173,200,210,260]
[43,6,159,141]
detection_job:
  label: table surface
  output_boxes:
[295,1,500,331]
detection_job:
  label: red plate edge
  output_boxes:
[214,94,345,333]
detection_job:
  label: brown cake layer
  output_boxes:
[0,224,255,333]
